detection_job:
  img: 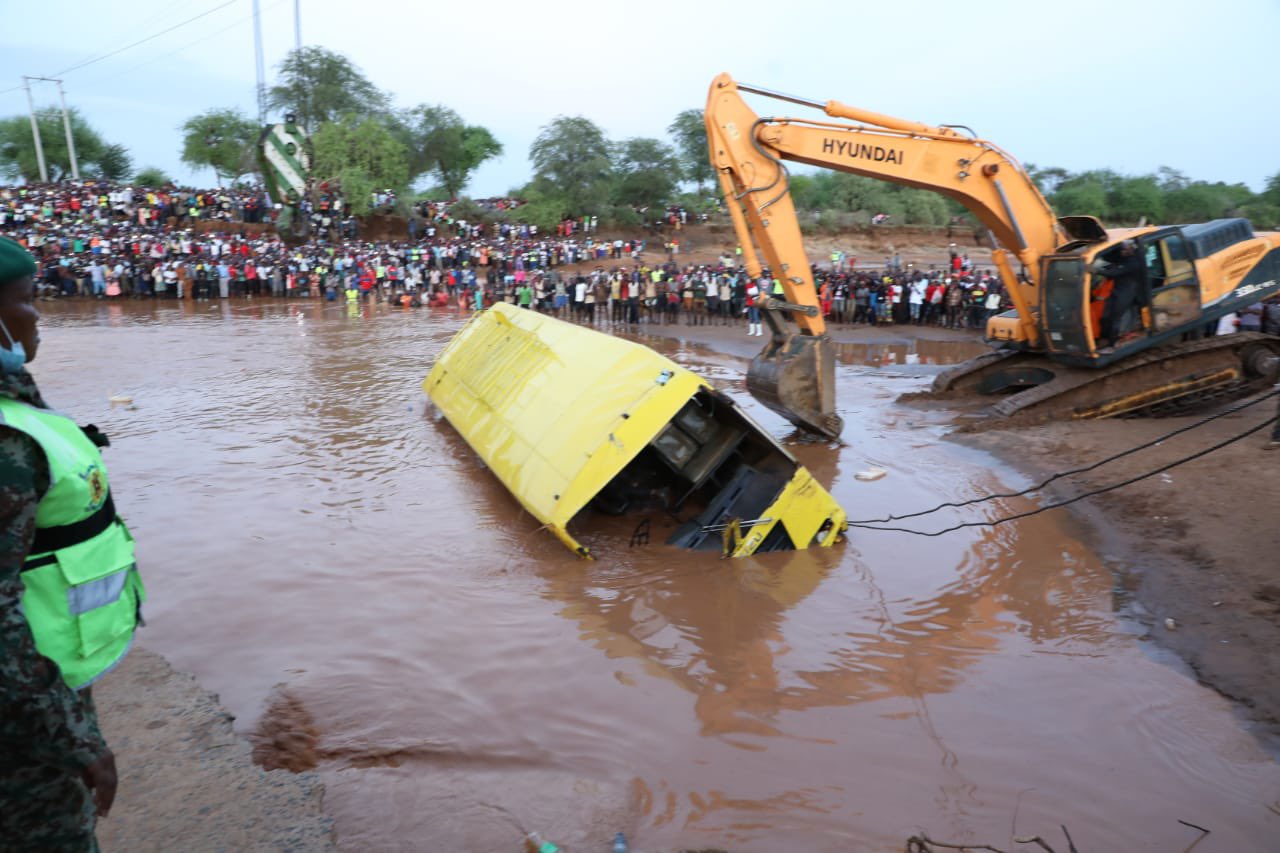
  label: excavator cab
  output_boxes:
[1041,231,1208,367]
[1040,246,1151,365]
[1039,255,1094,358]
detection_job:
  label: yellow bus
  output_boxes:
[423,304,847,558]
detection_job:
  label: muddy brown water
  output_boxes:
[36,300,1280,851]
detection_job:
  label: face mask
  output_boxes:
[0,318,27,374]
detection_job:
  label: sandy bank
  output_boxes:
[94,647,335,851]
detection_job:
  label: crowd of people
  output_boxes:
[0,180,1016,337]
[0,180,656,302]
[475,259,1011,335]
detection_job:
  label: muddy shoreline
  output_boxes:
[631,317,1280,750]
[94,648,334,850]
[959,412,1280,750]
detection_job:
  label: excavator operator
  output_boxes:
[1091,240,1146,348]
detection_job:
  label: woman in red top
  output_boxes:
[244,262,258,297]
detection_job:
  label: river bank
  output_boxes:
[960,412,1280,745]
[94,648,334,850]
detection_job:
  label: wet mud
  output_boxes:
[253,689,322,772]
[36,299,1280,851]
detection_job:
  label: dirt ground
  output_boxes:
[93,648,334,850]
[678,221,993,272]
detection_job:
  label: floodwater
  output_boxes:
[36,299,1280,851]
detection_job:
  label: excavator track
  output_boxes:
[933,333,1280,425]
[930,349,1026,394]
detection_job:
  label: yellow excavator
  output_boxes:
[705,73,1280,437]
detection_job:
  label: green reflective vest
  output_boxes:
[3,399,144,690]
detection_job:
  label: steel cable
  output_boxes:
[849,407,1277,537]
[848,388,1279,525]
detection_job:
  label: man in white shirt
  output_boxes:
[908,279,926,325]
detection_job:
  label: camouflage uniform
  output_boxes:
[0,368,106,852]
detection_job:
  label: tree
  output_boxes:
[788,174,820,210]
[311,114,409,215]
[667,108,713,191]
[268,47,389,131]
[1051,171,1112,218]
[1156,166,1190,192]
[782,170,964,225]
[1107,175,1164,224]
[1245,171,1280,229]
[902,191,950,226]
[529,116,613,215]
[0,107,109,182]
[180,108,259,186]
[611,137,680,209]
[397,105,502,198]
[1261,172,1280,206]
[1163,180,1249,223]
[94,143,132,181]
[134,166,172,187]
[506,181,564,232]
[1026,164,1070,195]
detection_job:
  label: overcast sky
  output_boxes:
[4,0,1278,196]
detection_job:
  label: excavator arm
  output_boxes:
[705,73,1072,436]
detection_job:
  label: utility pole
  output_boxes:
[294,0,302,52]
[252,0,267,126]
[21,77,48,183]
[23,76,79,181]
[52,79,78,180]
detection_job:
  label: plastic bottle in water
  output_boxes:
[612,831,628,853]
[524,831,559,853]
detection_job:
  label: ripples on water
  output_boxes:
[35,300,1280,851]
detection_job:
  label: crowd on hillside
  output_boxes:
[0,179,1037,333]
[468,260,1013,333]
[0,181,666,302]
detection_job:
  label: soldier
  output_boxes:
[0,236,145,850]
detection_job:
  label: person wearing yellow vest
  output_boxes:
[0,237,142,849]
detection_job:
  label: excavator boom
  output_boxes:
[705,73,1062,437]
[705,73,1280,428]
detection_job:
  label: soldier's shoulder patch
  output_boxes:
[77,464,107,512]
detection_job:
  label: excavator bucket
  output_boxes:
[746,333,844,439]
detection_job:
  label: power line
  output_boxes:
[87,0,289,90]
[47,0,239,78]
[0,0,241,99]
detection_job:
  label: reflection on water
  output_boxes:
[834,338,991,367]
[32,300,1280,851]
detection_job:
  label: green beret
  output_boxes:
[0,237,37,286]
